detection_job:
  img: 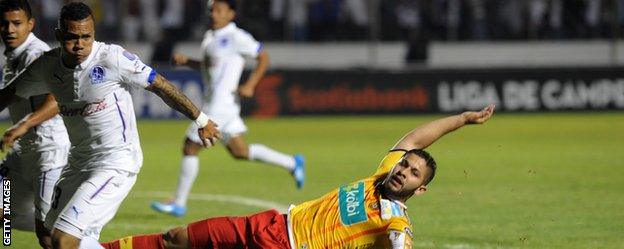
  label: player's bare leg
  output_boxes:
[226,135,249,159]
[182,138,203,156]
[51,229,80,249]
[151,138,203,217]
[36,219,53,249]
[230,135,306,189]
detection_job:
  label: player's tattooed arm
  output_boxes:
[392,105,495,151]
[146,74,200,120]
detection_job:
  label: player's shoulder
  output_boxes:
[95,42,142,64]
[232,25,256,40]
[42,47,61,58]
[24,35,51,53]
[30,47,61,66]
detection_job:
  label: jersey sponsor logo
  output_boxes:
[90,66,106,84]
[122,50,137,61]
[338,181,367,225]
[58,100,108,117]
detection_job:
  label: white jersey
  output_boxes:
[2,33,69,155]
[200,22,262,114]
[17,41,155,173]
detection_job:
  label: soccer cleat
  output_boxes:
[292,154,305,189]
[150,201,187,217]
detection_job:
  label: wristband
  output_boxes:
[194,112,209,127]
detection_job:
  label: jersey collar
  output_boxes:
[4,32,36,60]
[77,41,101,70]
[213,22,236,36]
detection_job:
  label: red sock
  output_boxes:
[101,233,165,249]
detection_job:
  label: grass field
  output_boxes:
[2,112,624,248]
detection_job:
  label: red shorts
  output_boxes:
[187,209,291,249]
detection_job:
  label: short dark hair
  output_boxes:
[214,0,236,11]
[0,0,33,19]
[405,149,437,185]
[58,2,92,30]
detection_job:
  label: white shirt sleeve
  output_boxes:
[234,30,262,58]
[116,46,156,88]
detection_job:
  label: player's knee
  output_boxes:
[229,146,249,160]
[51,230,79,249]
[230,151,248,160]
[163,226,190,249]
[183,139,202,155]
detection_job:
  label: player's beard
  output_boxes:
[376,174,413,201]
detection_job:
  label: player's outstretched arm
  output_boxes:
[392,105,495,151]
[172,53,202,70]
[146,74,222,147]
[238,50,269,98]
[1,94,59,152]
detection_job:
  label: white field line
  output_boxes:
[132,191,289,213]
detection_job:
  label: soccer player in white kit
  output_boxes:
[2,2,221,249]
[150,0,305,217]
[0,0,69,247]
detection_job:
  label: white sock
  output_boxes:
[174,156,199,207]
[79,236,104,249]
[248,144,295,171]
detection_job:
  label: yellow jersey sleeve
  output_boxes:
[373,150,406,178]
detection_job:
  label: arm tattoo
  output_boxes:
[146,74,199,120]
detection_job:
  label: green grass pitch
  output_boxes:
[2,113,623,248]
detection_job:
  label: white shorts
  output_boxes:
[1,146,68,222]
[44,167,137,239]
[186,112,248,144]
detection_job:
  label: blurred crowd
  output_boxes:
[26,0,624,43]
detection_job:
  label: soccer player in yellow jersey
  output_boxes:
[102,105,495,249]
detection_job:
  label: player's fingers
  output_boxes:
[214,131,223,140]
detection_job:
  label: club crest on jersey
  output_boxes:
[123,50,137,61]
[90,66,106,84]
[219,38,229,47]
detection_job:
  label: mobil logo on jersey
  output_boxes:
[338,181,367,225]
[90,66,106,84]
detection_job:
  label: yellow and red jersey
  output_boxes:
[288,150,414,249]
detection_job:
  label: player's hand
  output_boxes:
[171,53,189,66]
[197,120,221,148]
[237,84,255,98]
[1,124,27,152]
[461,104,495,125]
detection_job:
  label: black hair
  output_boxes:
[214,0,236,11]
[0,0,33,19]
[406,149,437,185]
[58,1,92,30]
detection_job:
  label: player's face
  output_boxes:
[210,2,235,29]
[0,10,34,51]
[383,154,430,201]
[57,17,95,65]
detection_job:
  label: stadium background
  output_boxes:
[1,0,623,248]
